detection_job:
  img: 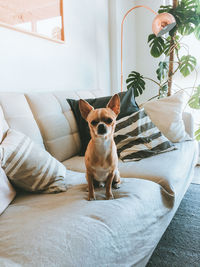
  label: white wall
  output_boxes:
[135,0,163,104]
[109,0,163,104]
[0,0,110,93]
[173,34,200,91]
[109,0,137,95]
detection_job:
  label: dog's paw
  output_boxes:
[106,193,114,200]
[88,195,96,201]
[112,182,120,189]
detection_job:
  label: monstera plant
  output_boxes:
[126,0,200,140]
[188,85,200,140]
[126,0,200,98]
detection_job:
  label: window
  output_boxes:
[0,0,65,43]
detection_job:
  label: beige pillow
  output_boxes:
[0,129,67,193]
[0,106,9,143]
[0,167,16,215]
[143,91,191,143]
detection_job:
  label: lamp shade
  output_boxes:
[152,12,176,37]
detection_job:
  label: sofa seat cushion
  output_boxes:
[0,168,194,267]
[0,168,16,215]
[63,141,198,195]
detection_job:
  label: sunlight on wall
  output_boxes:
[0,0,110,93]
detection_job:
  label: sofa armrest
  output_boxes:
[182,112,194,139]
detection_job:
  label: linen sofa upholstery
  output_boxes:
[24,90,103,161]
[0,89,198,267]
[63,141,198,195]
[0,93,44,147]
[0,106,9,143]
[0,169,195,267]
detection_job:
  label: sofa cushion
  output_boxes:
[62,140,198,195]
[25,90,102,162]
[143,91,191,142]
[0,161,196,267]
[67,88,139,155]
[0,167,16,215]
[0,93,44,147]
[0,129,67,193]
[114,109,176,161]
[0,106,9,143]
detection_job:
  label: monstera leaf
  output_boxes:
[159,84,168,98]
[180,0,198,10]
[163,37,172,56]
[195,128,200,141]
[179,55,197,77]
[148,34,165,58]
[156,62,168,82]
[178,21,196,35]
[164,36,180,56]
[175,9,196,35]
[188,85,200,109]
[126,71,145,97]
[197,0,200,13]
[158,5,172,13]
[194,23,200,40]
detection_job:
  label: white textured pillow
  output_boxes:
[0,129,67,193]
[143,91,191,143]
[0,106,9,143]
[0,167,16,215]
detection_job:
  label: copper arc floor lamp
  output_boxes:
[120,5,176,92]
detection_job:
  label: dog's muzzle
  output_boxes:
[97,123,107,135]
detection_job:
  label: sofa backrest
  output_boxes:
[0,90,104,162]
[0,90,195,163]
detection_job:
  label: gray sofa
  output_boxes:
[0,90,198,267]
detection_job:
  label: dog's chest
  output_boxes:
[93,166,111,182]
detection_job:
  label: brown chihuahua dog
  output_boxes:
[79,94,121,201]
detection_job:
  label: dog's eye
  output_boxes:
[105,118,113,124]
[91,120,98,126]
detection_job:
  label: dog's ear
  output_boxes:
[107,94,120,116]
[79,99,94,120]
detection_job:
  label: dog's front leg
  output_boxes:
[86,172,96,201]
[106,172,114,200]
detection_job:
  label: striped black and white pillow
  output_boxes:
[114,109,176,162]
[0,129,67,193]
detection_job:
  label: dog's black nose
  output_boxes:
[97,123,107,135]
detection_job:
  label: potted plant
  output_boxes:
[126,0,200,138]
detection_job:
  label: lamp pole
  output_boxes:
[120,5,157,93]
[120,5,176,93]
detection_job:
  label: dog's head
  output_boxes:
[79,94,120,139]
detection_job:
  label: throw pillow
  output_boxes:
[114,109,176,162]
[67,88,139,155]
[0,167,16,215]
[143,91,192,142]
[0,106,9,143]
[0,129,67,193]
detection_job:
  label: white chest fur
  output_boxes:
[93,166,111,182]
[91,138,114,182]
[94,138,111,156]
